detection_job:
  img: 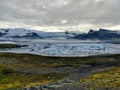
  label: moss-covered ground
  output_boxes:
[0,52,120,89]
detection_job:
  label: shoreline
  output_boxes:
[0,51,120,58]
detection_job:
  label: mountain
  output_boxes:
[0,28,42,39]
[1,28,119,40]
[73,29,120,40]
[0,28,77,39]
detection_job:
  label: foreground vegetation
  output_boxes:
[0,66,67,90]
[76,66,120,89]
[0,52,120,89]
[0,44,26,49]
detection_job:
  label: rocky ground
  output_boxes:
[0,53,120,90]
[23,65,118,90]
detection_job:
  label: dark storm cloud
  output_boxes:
[0,0,120,31]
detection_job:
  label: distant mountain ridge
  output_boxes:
[0,28,120,40]
[73,28,120,40]
[0,28,76,39]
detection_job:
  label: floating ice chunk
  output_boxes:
[89,45,105,50]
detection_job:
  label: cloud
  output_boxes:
[0,0,120,32]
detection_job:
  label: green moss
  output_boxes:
[0,78,8,83]
[76,66,120,89]
[0,44,25,49]
[0,67,67,90]
[1,68,14,75]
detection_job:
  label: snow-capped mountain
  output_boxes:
[0,28,77,39]
[0,28,119,40]
[73,29,120,40]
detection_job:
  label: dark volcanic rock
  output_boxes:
[0,32,3,36]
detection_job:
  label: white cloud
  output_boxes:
[0,0,120,32]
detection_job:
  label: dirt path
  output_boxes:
[24,64,116,90]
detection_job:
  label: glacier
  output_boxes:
[0,40,120,57]
[0,28,120,57]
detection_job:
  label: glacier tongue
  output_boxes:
[1,40,120,57]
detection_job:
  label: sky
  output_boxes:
[0,0,120,32]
